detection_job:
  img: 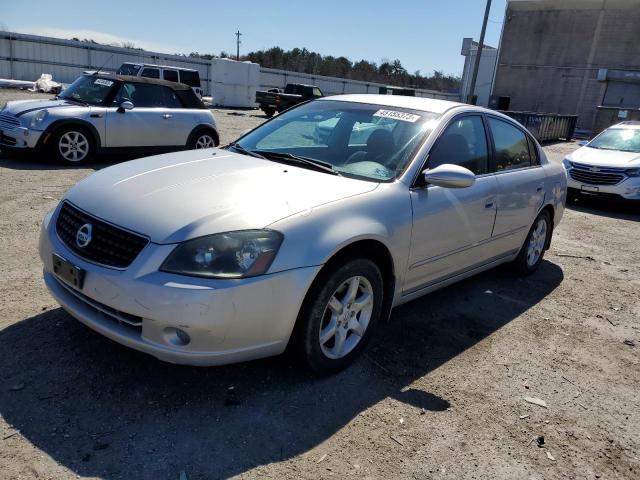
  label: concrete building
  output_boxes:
[491,0,640,132]
[460,38,498,107]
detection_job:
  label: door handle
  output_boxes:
[485,199,495,209]
[162,114,172,119]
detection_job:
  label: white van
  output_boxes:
[116,63,203,97]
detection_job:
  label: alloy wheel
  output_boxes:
[195,134,216,149]
[319,275,374,359]
[526,217,547,267]
[58,131,89,162]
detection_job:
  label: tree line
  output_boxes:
[188,47,461,93]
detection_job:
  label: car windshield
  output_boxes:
[116,63,141,76]
[588,128,640,153]
[235,100,440,182]
[58,75,117,106]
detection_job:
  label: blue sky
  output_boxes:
[2,0,507,76]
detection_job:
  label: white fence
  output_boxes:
[0,31,212,94]
[1,31,460,107]
[260,67,461,101]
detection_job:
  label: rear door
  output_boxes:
[105,82,184,147]
[405,114,499,292]
[486,116,545,245]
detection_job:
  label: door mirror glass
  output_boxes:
[120,101,134,111]
[423,164,476,188]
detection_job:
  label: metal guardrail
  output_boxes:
[499,111,578,142]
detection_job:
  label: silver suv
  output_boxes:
[0,73,218,164]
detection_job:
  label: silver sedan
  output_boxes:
[39,95,567,373]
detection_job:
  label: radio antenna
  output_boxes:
[93,54,114,76]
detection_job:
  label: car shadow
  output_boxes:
[0,261,563,479]
[567,196,639,222]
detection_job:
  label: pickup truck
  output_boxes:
[255,83,323,117]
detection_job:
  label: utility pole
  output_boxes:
[235,30,242,61]
[468,0,492,105]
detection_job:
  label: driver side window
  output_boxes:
[428,116,488,175]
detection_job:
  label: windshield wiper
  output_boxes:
[252,150,342,176]
[225,142,267,159]
[57,96,89,106]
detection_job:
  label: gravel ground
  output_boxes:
[0,89,639,480]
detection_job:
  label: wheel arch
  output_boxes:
[187,125,219,147]
[39,119,101,150]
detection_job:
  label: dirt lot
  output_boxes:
[0,89,638,480]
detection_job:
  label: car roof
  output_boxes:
[120,62,198,72]
[610,121,640,130]
[84,73,193,91]
[320,94,465,114]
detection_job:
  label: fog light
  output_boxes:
[163,327,191,346]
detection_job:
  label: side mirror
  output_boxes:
[423,164,476,188]
[577,140,588,146]
[118,101,134,113]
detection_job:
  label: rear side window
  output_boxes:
[162,87,183,108]
[488,117,532,171]
[163,70,179,83]
[117,83,169,107]
[528,136,540,165]
[179,70,200,87]
[140,68,160,79]
[428,116,488,175]
[312,87,322,97]
[116,63,141,76]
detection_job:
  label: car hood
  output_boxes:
[568,146,640,168]
[63,149,379,244]
[3,98,76,117]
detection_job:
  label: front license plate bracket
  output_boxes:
[52,253,85,289]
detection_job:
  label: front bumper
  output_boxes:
[39,210,321,366]
[0,125,43,150]
[566,170,640,201]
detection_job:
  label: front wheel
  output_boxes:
[295,259,383,374]
[512,210,552,275]
[52,128,94,164]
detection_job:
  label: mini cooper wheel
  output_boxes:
[295,258,383,374]
[512,210,551,275]
[190,131,218,149]
[52,128,94,164]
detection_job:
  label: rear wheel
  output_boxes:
[294,259,383,374]
[512,210,551,275]
[52,127,94,164]
[263,107,275,118]
[189,130,218,149]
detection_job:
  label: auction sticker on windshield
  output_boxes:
[373,109,421,122]
[94,79,114,87]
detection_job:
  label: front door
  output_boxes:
[105,82,184,147]
[405,115,498,293]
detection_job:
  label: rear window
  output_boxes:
[179,70,200,87]
[116,63,141,76]
[163,70,179,83]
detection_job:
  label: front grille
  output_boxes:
[56,202,149,269]
[0,113,20,130]
[0,131,17,146]
[570,163,625,185]
[54,275,142,332]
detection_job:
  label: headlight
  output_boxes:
[562,158,573,169]
[160,230,283,279]
[625,167,640,177]
[30,110,48,128]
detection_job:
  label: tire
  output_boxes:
[512,210,552,275]
[263,107,275,118]
[189,130,218,150]
[51,127,94,164]
[294,258,384,374]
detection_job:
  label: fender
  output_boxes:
[38,119,102,150]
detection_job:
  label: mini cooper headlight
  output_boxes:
[160,230,283,279]
[562,158,573,169]
[30,110,48,128]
